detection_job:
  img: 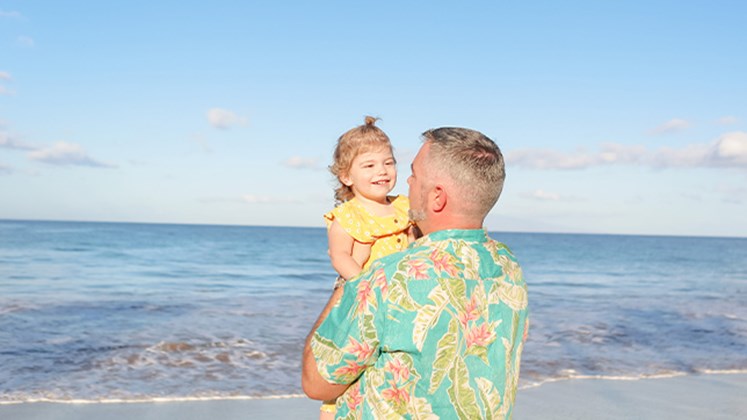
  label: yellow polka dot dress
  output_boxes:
[324,195,411,269]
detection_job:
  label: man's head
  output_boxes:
[408,127,505,234]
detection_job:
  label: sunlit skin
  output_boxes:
[340,149,398,213]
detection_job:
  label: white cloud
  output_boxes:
[507,143,645,170]
[0,10,21,18]
[207,108,247,129]
[508,132,747,171]
[17,36,34,47]
[505,149,596,170]
[0,132,36,150]
[650,118,691,135]
[0,85,12,95]
[519,189,583,202]
[527,189,561,201]
[0,71,10,80]
[28,142,115,168]
[712,132,747,166]
[283,156,320,170]
[242,194,300,204]
[717,116,739,125]
[651,132,747,168]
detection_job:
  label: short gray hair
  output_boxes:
[421,127,505,218]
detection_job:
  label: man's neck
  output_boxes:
[417,218,483,236]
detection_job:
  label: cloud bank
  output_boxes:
[28,142,115,168]
[507,132,747,170]
[650,118,691,135]
[0,10,21,18]
[717,116,739,125]
[283,156,320,170]
[207,108,247,129]
[0,133,35,150]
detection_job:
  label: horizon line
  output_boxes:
[1,218,744,241]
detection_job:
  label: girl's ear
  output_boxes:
[340,173,353,187]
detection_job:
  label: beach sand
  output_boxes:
[2,373,745,419]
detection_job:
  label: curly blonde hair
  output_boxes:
[330,116,393,203]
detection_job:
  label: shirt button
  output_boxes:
[397,238,402,243]
[393,219,398,224]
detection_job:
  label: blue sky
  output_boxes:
[1,1,746,237]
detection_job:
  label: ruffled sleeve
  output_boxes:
[323,200,376,243]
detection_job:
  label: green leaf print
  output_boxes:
[475,377,502,420]
[447,355,481,419]
[473,283,489,321]
[501,281,528,311]
[410,396,439,420]
[466,343,489,365]
[495,254,522,283]
[311,334,344,366]
[429,317,459,394]
[437,277,467,314]
[413,285,449,351]
[390,270,419,312]
[454,241,481,279]
[361,313,378,344]
[368,368,386,389]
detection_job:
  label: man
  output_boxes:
[303,127,529,418]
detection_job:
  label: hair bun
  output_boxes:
[364,116,378,126]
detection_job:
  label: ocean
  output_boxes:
[1,220,746,403]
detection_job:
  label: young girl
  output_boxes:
[319,116,413,418]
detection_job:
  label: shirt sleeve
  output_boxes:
[323,202,375,243]
[310,263,387,384]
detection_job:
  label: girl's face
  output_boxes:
[341,148,397,204]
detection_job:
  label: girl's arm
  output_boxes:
[327,220,370,280]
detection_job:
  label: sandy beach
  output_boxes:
[2,373,744,419]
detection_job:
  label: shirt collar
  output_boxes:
[413,228,489,247]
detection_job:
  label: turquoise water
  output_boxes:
[1,220,746,402]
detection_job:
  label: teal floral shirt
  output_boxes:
[311,229,529,419]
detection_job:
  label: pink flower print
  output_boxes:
[332,359,365,380]
[345,337,375,362]
[373,268,388,297]
[406,258,430,280]
[430,249,459,277]
[381,381,410,405]
[458,294,481,328]
[385,359,410,383]
[356,280,374,314]
[466,322,496,348]
[345,383,363,411]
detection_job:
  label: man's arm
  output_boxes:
[301,286,350,400]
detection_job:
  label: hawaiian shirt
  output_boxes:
[311,229,529,419]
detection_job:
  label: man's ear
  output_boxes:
[432,185,447,212]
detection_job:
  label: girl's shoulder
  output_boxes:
[323,199,368,232]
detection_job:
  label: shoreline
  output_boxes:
[1,372,745,419]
